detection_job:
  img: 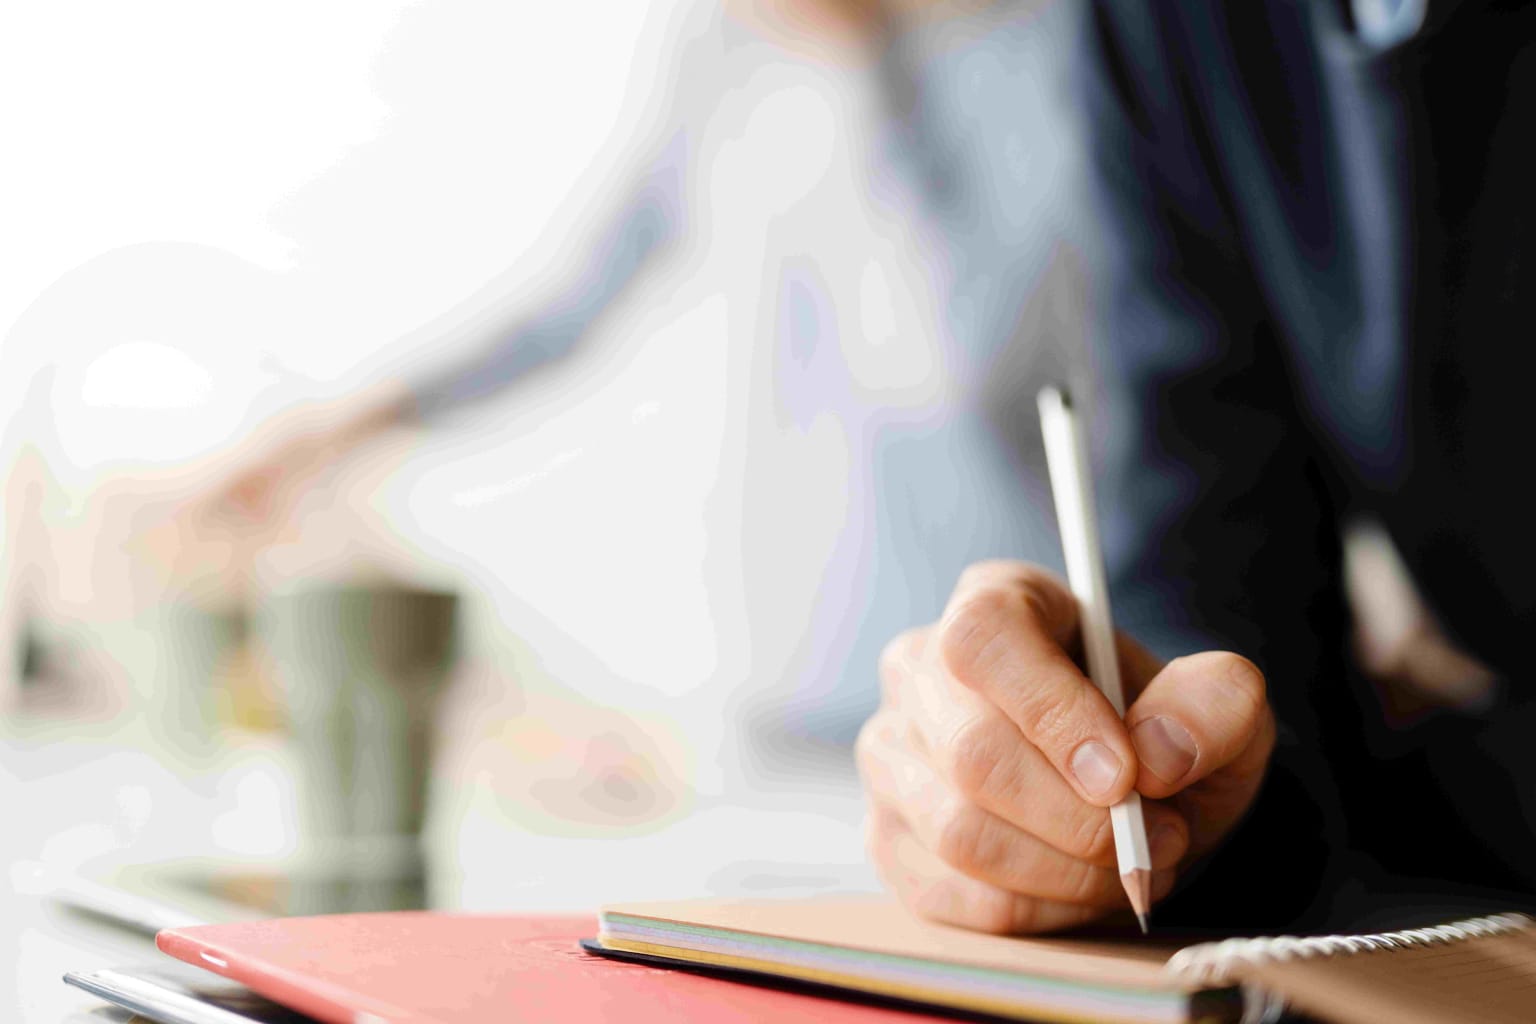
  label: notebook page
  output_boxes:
[602,897,1187,992]
[1236,928,1536,1024]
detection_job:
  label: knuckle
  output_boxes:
[865,805,903,858]
[855,712,909,790]
[994,892,1046,934]
[855,709,896,756]
[955,562,1060,613]
[939,717,1005,799]
[932,800,989,875]
[969,890,1024,935]
[856,709,895,751]
[1008,562,1055,588]
[902,710,932,757]
[919,876,1018,935]
[956,560,1026,591]
[869,838,906,898]
[911,876,953,925]
[878,632,917,691]
[1016,684,1087,752]
[862,814,881,859]
[854,719,883,776]
[938,591,1014,685]
[1063,858,1110,905]
[1216,654,1268,732]
[1012,566,1075,629]
[1067,806,1116,862]
[1223,654,1267,702]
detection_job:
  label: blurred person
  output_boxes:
[142,0,1087,753]
[176,0,896,534]
[858,0,1536,937]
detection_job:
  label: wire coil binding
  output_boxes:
[1166,912,1533,988]
[1168,912,1532,1024]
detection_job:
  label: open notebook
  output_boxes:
[592,897,1536,1024]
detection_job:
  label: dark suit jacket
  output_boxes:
[1078,0,1536,929]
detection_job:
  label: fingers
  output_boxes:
[877,635,1133,867]
[928,703,1180,867]
[878,628,931,714]
[866,804,1106,935]
[936,562,1135,806]
[861,561,1281,935]
[885,568,1188,864]
[857,711,1186,906]
[864,795,1181,936]
[1124,651,1273,798]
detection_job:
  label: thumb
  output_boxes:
[1124,652,1271,799]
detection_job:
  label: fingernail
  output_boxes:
[1131,716,1198,785]
[1069,741,1123,799]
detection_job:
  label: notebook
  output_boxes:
[592,897,1536,1024]
[153,912,970,1024]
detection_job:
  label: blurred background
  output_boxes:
[0,0,1099,1014]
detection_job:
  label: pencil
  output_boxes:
[1037,385,1154,933]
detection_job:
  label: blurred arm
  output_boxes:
[199,135,690,538]
[407,133,688,420]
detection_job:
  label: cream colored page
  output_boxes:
[1239,930,1536,1024]
[602,896,1184,991]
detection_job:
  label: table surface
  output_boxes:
[4,710,877,1023]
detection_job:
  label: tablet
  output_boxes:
[63,963,312,1024]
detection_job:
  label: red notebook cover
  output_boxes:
[157,913,962,1024]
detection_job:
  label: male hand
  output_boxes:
[857,561,1274,933]
[208,381,415,533]
[113,383,415,608]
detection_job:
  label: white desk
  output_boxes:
[3,713,877,1022]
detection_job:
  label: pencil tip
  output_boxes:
[1122,869,1152,934]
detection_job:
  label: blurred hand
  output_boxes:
[116,382,414,607]
[857,561,1274,934]
[729,0,893,50]
[207,382,414,535]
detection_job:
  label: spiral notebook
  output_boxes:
[592,897,1536,1024]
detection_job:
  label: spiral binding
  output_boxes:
[1166,912,1533,1024]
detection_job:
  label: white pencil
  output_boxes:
[1037,385,1154,933]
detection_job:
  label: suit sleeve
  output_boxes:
[1075,2,1358,930]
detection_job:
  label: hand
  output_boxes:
[114,382,414,607]
[205,435,320,532]
[857,561,1274,934]
[207,382,414,534]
